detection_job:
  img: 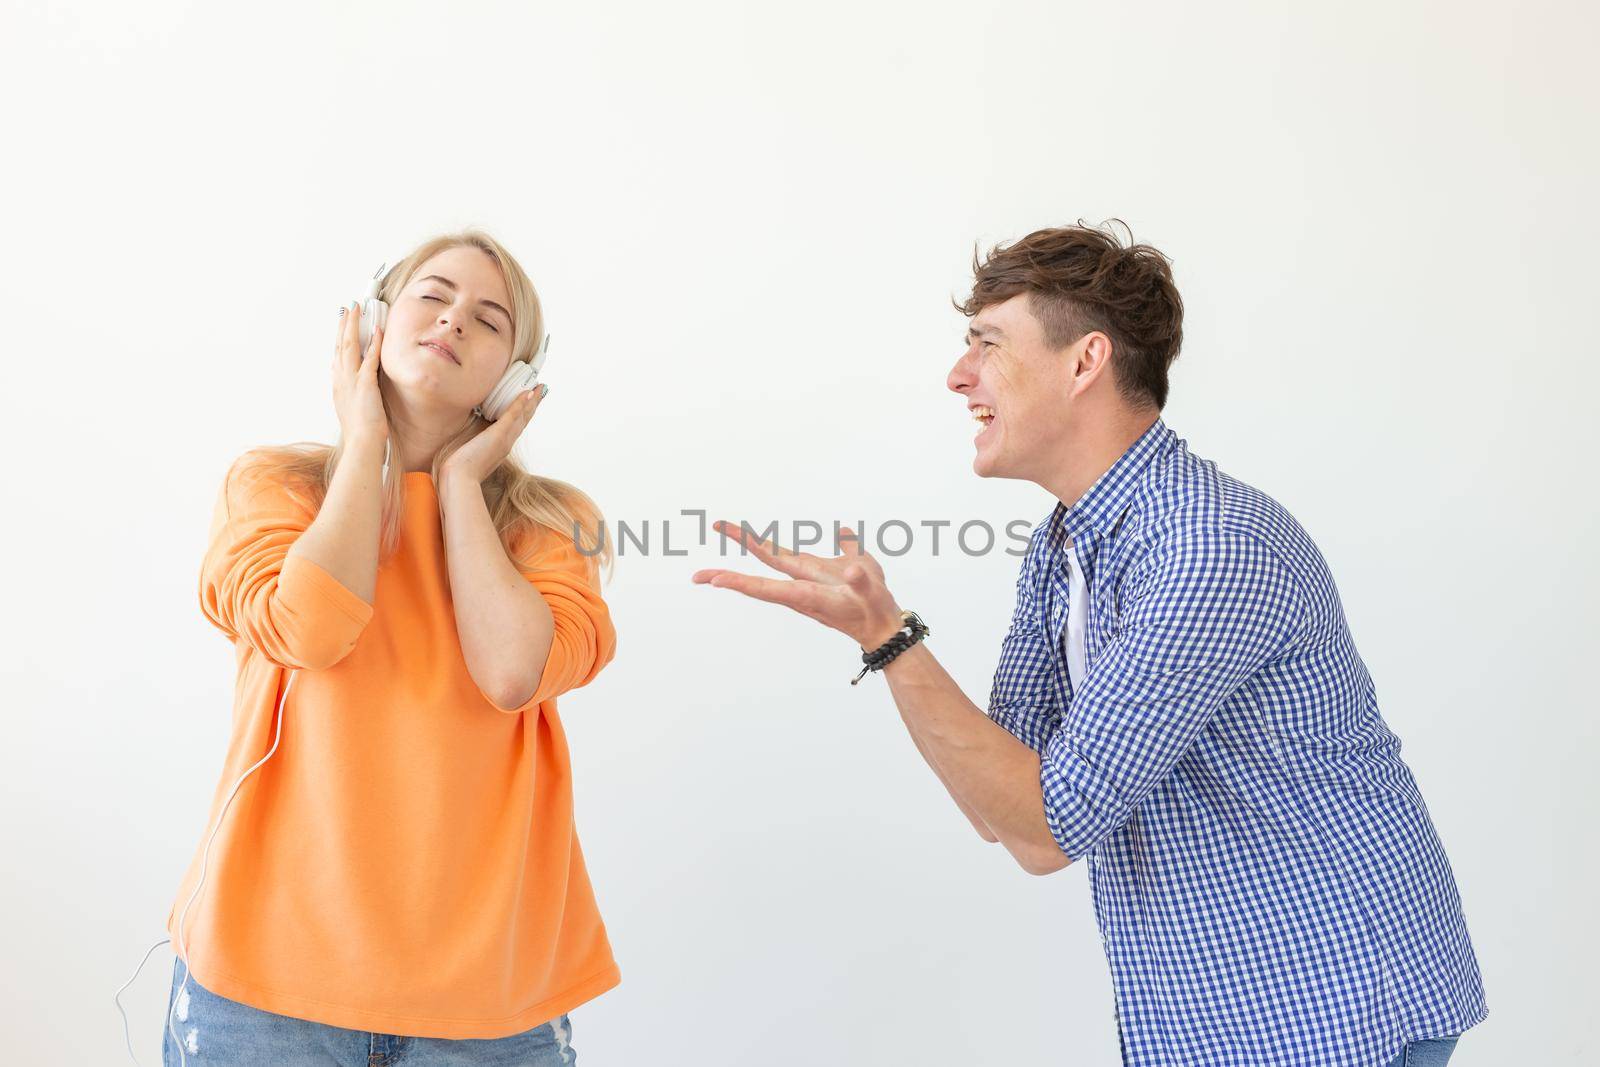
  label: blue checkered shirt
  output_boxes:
[987,419,1487,1066]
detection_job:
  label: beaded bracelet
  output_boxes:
[851,610,930,685]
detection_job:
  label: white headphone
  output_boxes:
[360,259,551,422]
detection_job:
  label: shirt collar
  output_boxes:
[1048,417,1176,548]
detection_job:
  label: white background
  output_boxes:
[2,1,1596,1063]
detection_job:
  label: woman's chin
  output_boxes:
[388,374,468,411]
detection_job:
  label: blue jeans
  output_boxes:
[162,958,577,1066]
[1384,1035,1459,1067]
[1111,1000,1460,1066]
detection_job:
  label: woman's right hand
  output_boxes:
[333,301,388,449]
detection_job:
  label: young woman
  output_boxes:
[160,231,619,1066]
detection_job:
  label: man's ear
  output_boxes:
[1070,331,1116,395]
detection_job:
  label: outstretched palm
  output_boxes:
[691,519,905,649]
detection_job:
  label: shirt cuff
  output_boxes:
[986,700,1055,755]
[1039,729,1128,862]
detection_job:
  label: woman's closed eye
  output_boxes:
[421,293,499,333]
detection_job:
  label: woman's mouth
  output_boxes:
[420,341,459,365]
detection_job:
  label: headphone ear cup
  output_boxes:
[359,298,388,353]
[478,361,538,422]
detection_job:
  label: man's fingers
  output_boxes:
[711,519,818,580]
[693,568,814,611]
[833,521,866,557]
[716,516,867,561]
[711,518,790,556]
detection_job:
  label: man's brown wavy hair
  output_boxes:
[957,220,1184,410]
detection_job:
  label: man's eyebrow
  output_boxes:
[966,322,1004,341]
[416,275,513,325]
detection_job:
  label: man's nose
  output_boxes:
[947,346,978,394]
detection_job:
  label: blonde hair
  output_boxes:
[244,228,613,579]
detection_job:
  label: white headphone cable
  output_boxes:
[115,668,297,1066]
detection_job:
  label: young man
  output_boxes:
[692,223,1487,1066]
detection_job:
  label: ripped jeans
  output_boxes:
[162,958,578,1066]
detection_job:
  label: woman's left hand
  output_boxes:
[442,384,547,484]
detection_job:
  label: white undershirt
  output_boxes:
[1064,540,1088,692]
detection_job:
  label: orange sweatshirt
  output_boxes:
[166,449,620,1039]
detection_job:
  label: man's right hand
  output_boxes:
[691,519,906,651]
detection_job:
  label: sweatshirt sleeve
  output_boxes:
[494,524,617,714]
[197,452,376,671]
